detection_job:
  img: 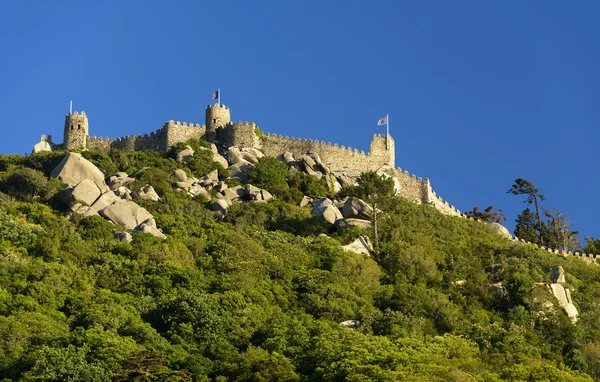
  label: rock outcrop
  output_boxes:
[489,222,512,239]
[51,154,165,240]
[51,153,109,193]
[312,198,343,224]
[547,266,578,323]
[32,135,52,154]
[342,236,372,255]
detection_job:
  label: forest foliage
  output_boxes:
[1,145,600,381]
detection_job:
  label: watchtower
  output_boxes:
[205,104,230,143]
[64,111,89,150]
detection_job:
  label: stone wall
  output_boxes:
[86,121,206,153]
[260,133,395,178]
[164,121,206,149]
[218,122,260,148]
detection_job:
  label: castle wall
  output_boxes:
[86,121,206,153]
[260,133,394,177]
[218,122,260,148]
[164,121,206,148]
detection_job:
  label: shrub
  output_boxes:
[248,157,289,192]
[0,167,62,202]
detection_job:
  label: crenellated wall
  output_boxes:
[164,120,206,148]
[218,121,260,148]
[261,133,395,177]
[85,121,206,153]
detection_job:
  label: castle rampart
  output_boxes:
[261,133,394,178]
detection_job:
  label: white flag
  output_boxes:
[377,116,388,125]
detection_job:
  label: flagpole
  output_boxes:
[386,114,390,150]
[69,100,72,115]
[218,88,221,106]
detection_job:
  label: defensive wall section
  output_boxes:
[260,133,395,178]
[86,121,206,153]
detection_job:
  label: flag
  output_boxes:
[212,90,219,100]
[377,115,388,125]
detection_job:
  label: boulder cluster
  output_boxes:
[51,153,165,241]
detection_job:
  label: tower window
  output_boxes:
[70,125,74,130]
[78,124,81,130]
[213,119,216,123]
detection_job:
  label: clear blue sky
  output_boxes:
[1,1,599,241]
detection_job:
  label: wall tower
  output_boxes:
[205,104,230,142]
[63,111,89,150]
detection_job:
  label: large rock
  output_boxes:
[342,197,373,220]
[100,201,154,230]
[71,179,102,206]
[188,185,210,200]
[51,153,109,193]
[108,173,135,191]
[197,145,228,169]
[337,174,354,188]
[312,198,343,224]
[549,283,578,323]
[342,236,373,255]
[176,145,194,163]
[114,232,132,243]
[32,135,52,154]
[282,152,295,165]
[489,222,512,239]
[299,195,311,208]
[335,218,372,231]
[212,198,230,214]
[550,266,566,284]
[114,186,132,200]
[300,154,317,170]
[172,169,187,182]
[223,185,247,202]
[226,147,245,166]
[87,191,122,216]
[228,162,253,183]
[242,147,264,158]
[132,218,166,239]
[325,174,341,193]
[133,185,160,202]
[213,152,229,169]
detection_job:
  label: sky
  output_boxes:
[1,1,599,241]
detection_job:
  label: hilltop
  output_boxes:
[1,134,600,381]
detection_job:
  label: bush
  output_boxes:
[0,167,62,202]
[248,157,289,193]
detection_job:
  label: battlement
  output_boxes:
[206,103,229,110]
[165,120,205,129]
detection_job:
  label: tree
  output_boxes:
[544,209,580,251]
[513,208,540,244]
[465,205,506,223]
[507,178,545,245]
[340,171,395,258]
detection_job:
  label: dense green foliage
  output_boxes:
[1,148,600,381]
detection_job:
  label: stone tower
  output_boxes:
[64,111,89,150]
[205,104,230,143]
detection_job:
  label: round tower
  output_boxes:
[64,111,89,150]
[205,104,230,142]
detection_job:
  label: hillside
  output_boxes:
[1,142,600,381]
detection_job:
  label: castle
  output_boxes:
[33,103,600,263]
[35,104,463,216]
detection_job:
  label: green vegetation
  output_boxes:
[0,147,600,381]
